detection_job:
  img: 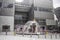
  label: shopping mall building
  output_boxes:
[0,0,56,35]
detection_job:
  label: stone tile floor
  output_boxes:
[0,34,60,40]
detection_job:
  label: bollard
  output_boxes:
[6,29,8,35]
[22,32,24,36]
[55,33,57,39]
[37,33,40,38]
[59,34,60,38]
[50,34,52,39]
[45,34,46,39]
[6,31,7,35]
[30,34,32,37]
[45,31,48,39]
[38,34,40,38]
[14,31,16,36]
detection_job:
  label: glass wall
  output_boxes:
[14,11,28,25]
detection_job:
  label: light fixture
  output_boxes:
[15,0,24,2]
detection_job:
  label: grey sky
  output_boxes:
[53,0,60,8]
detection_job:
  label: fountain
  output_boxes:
[23,19,40,34]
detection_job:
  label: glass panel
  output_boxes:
[34,7,37,11]
[2,25,10,32]
[39,7,52,12]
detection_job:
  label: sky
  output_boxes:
[53,0,60,8]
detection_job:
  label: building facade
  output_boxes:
[0,0,15,35]
[15,0,55,25]
[0,0,56,34]
[14,0,57,34]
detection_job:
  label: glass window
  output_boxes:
[37,19,46,25]
[7,4,13,8]
[2,25,10,32]
[34,7,37,11]
[39,7,52,12]
[15,11,28,25]
[3,3,13,8]
[38,22,46,25]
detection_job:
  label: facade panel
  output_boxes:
[0,16,14,32]
[46,19,56,25]
[34,0,53,8]
[0,0,15,16]
[34,11,54,19]
[33,0,54,25]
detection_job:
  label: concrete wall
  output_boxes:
[1,8,15,16]
[34,0,53,8]
[23,0,53,9]
[0,0,15,16]
[0,16,14,32]
[23,0,33,4]
[2,0,15,4]
[0,0,15,35]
